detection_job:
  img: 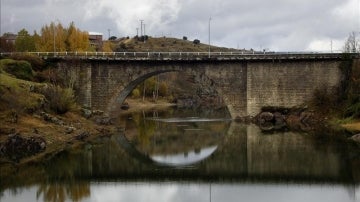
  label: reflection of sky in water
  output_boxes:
[3,183,358,202]
[70,183,360,202]
[147,117,231,123]
[150,145,218,166]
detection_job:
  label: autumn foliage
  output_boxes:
[37,22,90,52]
[2,21,91,52]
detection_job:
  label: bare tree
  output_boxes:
[344,32,360,53]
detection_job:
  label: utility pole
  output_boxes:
[330,40,333,53]
[143,24,146,43]
[140,20,144,37]
[208,17,212,58]
[53,23,55,54]
[108,29,111,40]
[136,28,139,36]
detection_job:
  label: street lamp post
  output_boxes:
[208,17,211,58]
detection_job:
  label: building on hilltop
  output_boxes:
[0,33,17,52]
[3,33,17,44]
[89,32,103,51]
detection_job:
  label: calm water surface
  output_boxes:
[1,108,360,202]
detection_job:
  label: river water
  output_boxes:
[1,107,360,202]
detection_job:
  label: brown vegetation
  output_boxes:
[0,58,116,164]
[112,36,244,52]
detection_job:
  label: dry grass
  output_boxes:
[116,37,244,52]
[342,122,360,132]
[0,62,118,165]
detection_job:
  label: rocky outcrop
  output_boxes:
[252,107,316,132]
[39,111,64,125]
[81,108,104,118]
[351,134,360,144]
[75,131,90,141]
[0,133,46,162]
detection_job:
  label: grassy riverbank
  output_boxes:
[342,121,360,132]
[0,59,118,165]
[122,98,176,113]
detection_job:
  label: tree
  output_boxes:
[193,39,200,45]
[159,82,168,96]
[109,36,117,40]
[54,23,66,52]
[33,31,41,51]
[66,22,90,51]
[15,29,36,52]
[38,23,56,52]
[102,41,113,52]
[344,32,360,53]
[37,21,90,52]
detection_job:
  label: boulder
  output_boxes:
[95,117,114,125]
[0,133,46,161]
[75,131,90,141]
[258,112,274,124]
[273,112,286,125]
[351,134,360,143]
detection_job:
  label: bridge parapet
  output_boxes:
[1,51,357,61]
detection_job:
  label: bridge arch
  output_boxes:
[107,69,179,113]
[105,65,227,116]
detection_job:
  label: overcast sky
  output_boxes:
[1,0,360,52]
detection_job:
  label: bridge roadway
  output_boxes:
[0,51,356,61]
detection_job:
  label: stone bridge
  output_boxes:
[40,52,357,118]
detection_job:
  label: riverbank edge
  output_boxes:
[0,98,176,167]
[1,98,360,167]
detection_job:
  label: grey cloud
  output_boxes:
[1,0,358,51]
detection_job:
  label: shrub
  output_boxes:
[41,85,76,114]
[2,59,34,81]
[159,82,168,96]
[193,39,200,45]
[345,100,360,118]
[131,88,141,98]
[9,55,46,71]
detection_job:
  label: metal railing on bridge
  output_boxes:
[0,51,357,61]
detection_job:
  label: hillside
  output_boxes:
[111,36,248,52]
[0,58,117,164]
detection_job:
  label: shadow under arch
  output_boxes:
[106,67,230,117]
[108,69,179,114]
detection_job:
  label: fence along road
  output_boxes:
[1,51,357,61]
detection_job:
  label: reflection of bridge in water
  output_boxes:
[83,122,359,184]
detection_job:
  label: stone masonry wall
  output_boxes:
[57,59,343,119]
[246,60,342,116]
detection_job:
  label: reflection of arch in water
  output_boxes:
[114,131,220,168]
[150,145,218,166]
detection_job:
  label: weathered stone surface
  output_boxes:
[82,108,92,118]
[258,112,274,123]
[75,131,90,141]
[39,112,64,125]
[95,117,114,125]
[0,133,46,161]
[65,126,76,134]
[81,108,105,118]
[351,134,360,143]
[273,112,285,125]
[55,58,346,118]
